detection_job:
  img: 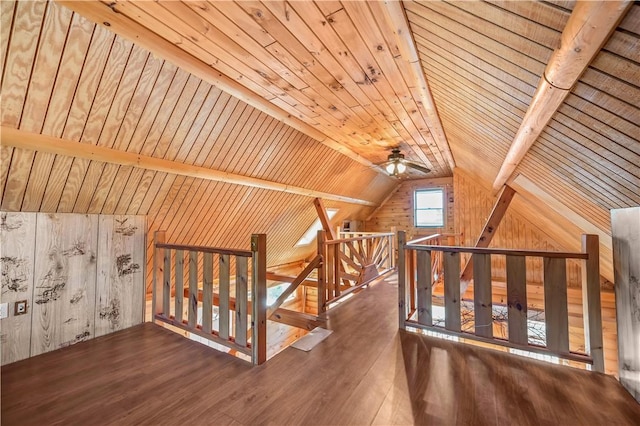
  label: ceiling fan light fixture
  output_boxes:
[385,162,396,174]
[396,162,406,174]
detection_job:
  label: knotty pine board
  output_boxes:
[30,213,99,357]
[95,215,146,338]
[0,212,36,365]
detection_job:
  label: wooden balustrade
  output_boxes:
[319,230,395,309]
[398,231,604,371]
[152,232,267,365]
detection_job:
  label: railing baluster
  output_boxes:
[506,255,527,345]
[188,251,198,329]
[327,244,335,299]
[202,252,213,334]
[175,250,184,323]
[473,253,493,338]
[444,251,461,332]
[219,254,230,340]
[544,257,569,353]
[153,231,166,319]
[317,231,327,314]
[416,250,432,326]
[397,231,407,329]
[163,248,171,318]
[334,244,341,296]
[235,256,248,347]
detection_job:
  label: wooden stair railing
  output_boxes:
[398,231,604,372]
[152,232,267,365]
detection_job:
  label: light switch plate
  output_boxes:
[0,302,8,319]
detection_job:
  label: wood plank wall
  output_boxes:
[0,212,145,365]
[365,177,454,239]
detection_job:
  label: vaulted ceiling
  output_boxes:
[1,0,639,269]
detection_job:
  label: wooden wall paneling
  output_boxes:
[31,213,98,357]
[0,0,16,79]
[0,0,47,210]
[0,212,36,365]
[94,215,145,338]
[70,36,133,213]
[611,207,640,401]
[16,3,72,211]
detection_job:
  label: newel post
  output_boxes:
[317,230,327,314]
[251,234,267,365]
[152,230,166,323]
[582,234,604,373]
[398,231,407,330]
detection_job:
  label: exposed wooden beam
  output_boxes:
[314,198,337,239]
[55,0,380,172]
[460,185,516,290]
[492,0,633,192]
[0,126,378,206]
[378,0,456,171]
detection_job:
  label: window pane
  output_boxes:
[415,190,443,209]
[416,209,443,227]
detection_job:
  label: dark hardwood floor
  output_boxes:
[3,274,639,425]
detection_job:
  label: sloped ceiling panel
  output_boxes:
[406,1,639,238]
[0,1,397,270]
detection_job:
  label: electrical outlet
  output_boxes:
[14,300,27,316]
[0,303,8,319]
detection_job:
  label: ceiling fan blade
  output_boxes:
[404,160,431,174]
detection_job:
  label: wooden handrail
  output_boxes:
[324,233,394,245]
[405,244,588,260]
[155,242,252,257]
[397,230,604,372]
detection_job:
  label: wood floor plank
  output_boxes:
[2,274,639,425]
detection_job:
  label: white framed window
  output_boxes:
[295,209,338,246]
[414,189,444,228]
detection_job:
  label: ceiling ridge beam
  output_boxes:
[492,0,633,193]
[1,126,378,207]
[54,0,379,171]
[378,0,456,171]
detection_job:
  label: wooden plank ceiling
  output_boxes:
[0,0,397,268]
[406,0,639,237]
[1,0,638,268]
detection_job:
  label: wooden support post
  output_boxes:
[251,234,267,365]
[152,231,166,321]
[398,231,407,330]
[581,234,603,372]
[174,250,184,323]
[416,250,432,326]
[544,257,569,353]
[443,251,461,332]
[473,254,492,338]
[317,230,327,314]
[314,198,336,239]
[461,185,516,293]
[506,256,528,345]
